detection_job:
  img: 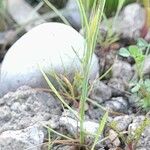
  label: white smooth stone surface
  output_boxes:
[0,23,99,96]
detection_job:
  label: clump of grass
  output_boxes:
[40,67,79,119]
[76,0,106,144]
[40,0,108,149]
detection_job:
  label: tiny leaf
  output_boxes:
[137,38,148,48]
[128,45,142,57]
[118,47,130,57]
[131,84,141,93]
[144,79,150,91]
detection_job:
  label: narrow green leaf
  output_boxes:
[91,112,108,150]
[43,124,74,140]
[43,0,70,26]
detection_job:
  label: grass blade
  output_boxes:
[43,0,70,25]
[76,0,89,34]
[91,111,108,150]
[43,124,74,141]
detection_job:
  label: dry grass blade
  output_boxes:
[39,65,79,120]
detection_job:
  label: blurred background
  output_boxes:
[0,0,149,62]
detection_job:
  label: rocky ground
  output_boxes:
[0,86,149,150]
[0,1,150,150]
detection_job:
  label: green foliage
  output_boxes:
[138,79,150,109]
[119,47,131,57]
[119,38,149,77]
[119,38,150,110]
[0,0,5,13]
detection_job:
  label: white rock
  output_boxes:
[0,125,44,150]
[0,23,99,96]
[60,116,99,135]
[100,3,145,40]
[59,110,100,136]
[65,0,81,29]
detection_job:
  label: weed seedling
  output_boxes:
[109,115,150,150]
[119,38,150,110]
[126,115,150,150]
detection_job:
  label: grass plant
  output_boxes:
[40,0,108,149]
[76,0,106,144]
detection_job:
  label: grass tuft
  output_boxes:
[76,0,106,144]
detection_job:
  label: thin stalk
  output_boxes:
[27,1,44,21]
[99,65,113,80]
[140,44,150,80]
[48,128,51,150]
[91,111,108,150]
[14,8,76,33]
[43,0,70,25]
[113,0,126,27]
[76,0,89,35]
[43,124,74,141]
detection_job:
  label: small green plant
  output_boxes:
[119,38,150,110]
[109,115,150,150]
[126,116,150,150]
